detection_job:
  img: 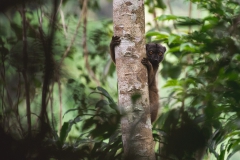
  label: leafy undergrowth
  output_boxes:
[0,87,122,160]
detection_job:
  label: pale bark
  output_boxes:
[113,0,155,159]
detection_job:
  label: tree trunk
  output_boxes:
[113,0,156,159]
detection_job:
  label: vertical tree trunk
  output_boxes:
[113,1,156,159]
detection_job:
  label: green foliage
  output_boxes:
[52,87,122,159]
[2,0,240,159]
[59,116,82,146]
[157,15,203,26]
[0,0,120,159]
[146,0,240,159]
[145,0,167,12]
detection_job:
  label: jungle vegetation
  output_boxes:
[0,0,240,159]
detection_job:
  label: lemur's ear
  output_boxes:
[163,46,166,53]
[146,44,149,50]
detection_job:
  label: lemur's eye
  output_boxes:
[159,52,163,56]
[149,51,153,54]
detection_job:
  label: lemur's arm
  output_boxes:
[109,36,121,64]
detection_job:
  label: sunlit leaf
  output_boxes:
[180,43,195,52]
[157,15,179,21]
[163,79,181,88]
[168,34,180,45]
[146,31,169,39]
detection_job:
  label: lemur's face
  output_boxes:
[146,43,166,65]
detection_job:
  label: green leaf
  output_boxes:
[179,43,197,52]
[163,79,181,88]
[157,15,202,26]
[176,17,203,26]
[82,118,94,131]
[90,87,118,110]
[156,0,166,9]
[96,86,114,102]
[219,148,226,160]
[74,139,96,148]
[59,116,82,146]
[59,122,69,146]
[167,46,180,52]
[168,34,180,45]
[227,139,240,160]
[157,15,179,21]
[227,146,240,160]
[63,107,79,118]
[146,31,169,38]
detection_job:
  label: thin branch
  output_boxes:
[59,0,100,86]
[152,2,160,30]
[46,81,55,108]
[58,80,62,133]
[60,10,67,37]
[167,0,178,32]
[50,83,55,131]
[40,0,58,124]
[0,40,5,112]
[56,1,64,133]
[16,72,24,136]
[37,6,43,29]
[21,2,32,136]
[82,0,100,86]
[0,37,13,109]
[58,0,68,38]
[186,2,193,74]
[59,5,84,65]
[0,68,13,109]
[0,85,4,111]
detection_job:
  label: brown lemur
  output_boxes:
[110,36,166,122]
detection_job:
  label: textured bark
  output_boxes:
[113,0,155,159]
